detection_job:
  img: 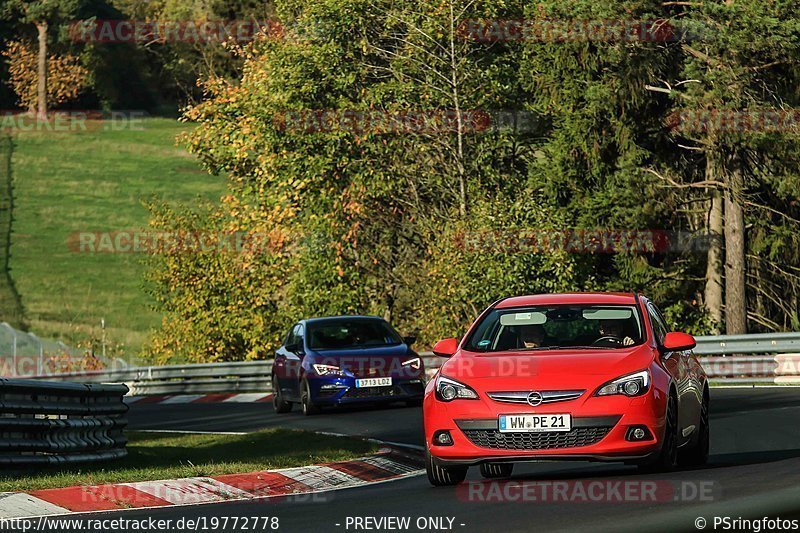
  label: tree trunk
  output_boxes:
[36,22,48,120]
[382,286,396,324]
[704,154,724,332]
[724,154,747,334]
[449,1,467,217]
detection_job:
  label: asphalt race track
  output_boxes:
[127,400,426,445]
[74,388,800,532]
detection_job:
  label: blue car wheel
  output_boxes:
[301,379,320,416]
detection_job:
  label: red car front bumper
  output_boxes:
[424,378,669,465]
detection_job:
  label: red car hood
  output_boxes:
[439,344,655,390]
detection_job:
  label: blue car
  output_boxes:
[272,316,426,415]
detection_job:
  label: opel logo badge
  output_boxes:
[527,391,543,407]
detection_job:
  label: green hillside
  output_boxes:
[6,118,225,356]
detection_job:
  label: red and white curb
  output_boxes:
[125,393,274,405]
[0,448,424,519]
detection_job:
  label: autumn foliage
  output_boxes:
[1,40,90,111]
[145,0,800,363]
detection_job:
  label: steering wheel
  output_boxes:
[592,335,623,346]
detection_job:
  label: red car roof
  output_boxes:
[495,292,638,308]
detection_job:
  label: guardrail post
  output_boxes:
[1,322,17,377]
[29,332,43,376]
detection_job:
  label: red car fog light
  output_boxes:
[433,430,454,446]
[626,425,653,442]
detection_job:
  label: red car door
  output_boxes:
[648,302,695,444]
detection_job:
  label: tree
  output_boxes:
[658,0,800,333]
[146,0,580,360]
[144,0,800,363]
[2,0,84,117]
[146,0,278,101]
[517,0,712,329]
[2,40,89,112]
[363,0,499,217]
[533,0,800,334]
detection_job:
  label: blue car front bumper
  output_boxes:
[308,376,426,405]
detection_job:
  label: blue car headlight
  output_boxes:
[313,364,346,376]
[402,357,421,371]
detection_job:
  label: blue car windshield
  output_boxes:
[308,319,402,350]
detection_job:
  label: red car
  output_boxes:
[424,292,709,486]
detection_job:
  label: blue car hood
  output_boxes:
[310,343,412,360]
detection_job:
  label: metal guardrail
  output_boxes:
[421,354,800,384]
[0,379,128,465]
[692,332,800,356]
[29,333,800,394]
[35,361,274,396]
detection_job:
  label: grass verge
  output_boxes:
[9,118,226,355]
[0,429,378,492]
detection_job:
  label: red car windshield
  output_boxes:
[463,305,645,352]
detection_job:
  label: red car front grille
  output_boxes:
[462,426,611,450]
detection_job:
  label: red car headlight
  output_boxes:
[435,375,479,402]
[595,370,650,397]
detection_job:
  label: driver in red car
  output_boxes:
[519,324,546,349]
[599,320,635,346]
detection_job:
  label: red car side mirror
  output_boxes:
[432,338,459,357]
[662,332,696,352]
